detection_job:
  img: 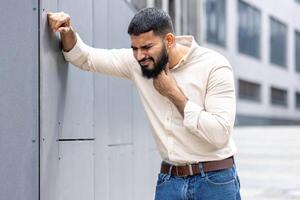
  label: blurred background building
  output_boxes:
[128,0,300,126]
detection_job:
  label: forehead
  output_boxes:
[130,31,162,47]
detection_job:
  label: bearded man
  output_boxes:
[48,7,241,200]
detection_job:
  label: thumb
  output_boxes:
[57,26,70,33]
[47,12,52,17]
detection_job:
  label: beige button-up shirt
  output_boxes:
[63,34,237,165]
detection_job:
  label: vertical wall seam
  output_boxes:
[37,0,41,199]
[92,1,96,200]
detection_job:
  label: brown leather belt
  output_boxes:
[160,157,234,177]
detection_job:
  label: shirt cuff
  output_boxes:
[183,100,204,133]
[62,33,86,62]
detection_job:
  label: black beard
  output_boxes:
[139,46,169,79]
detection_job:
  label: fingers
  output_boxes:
[164,63,170,74]
[47,11,71,32]
[57,26,70,33]
[154,63,171,80]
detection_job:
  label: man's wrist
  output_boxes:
[168,87,186,101]
[167,88,188,116]
[60,26,77,52]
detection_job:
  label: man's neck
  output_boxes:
[168,43,190,70]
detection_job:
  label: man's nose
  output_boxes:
[136,50,145,61]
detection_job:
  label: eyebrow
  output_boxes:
[131,43,153,49]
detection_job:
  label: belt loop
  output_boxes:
[188,164,194,176]
[232,156,236,168]
[198,162,205,177]
[168,165,174,175]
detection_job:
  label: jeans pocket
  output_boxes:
[156,173,171,187]
[205,168,235,185]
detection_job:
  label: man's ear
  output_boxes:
[165,33,175,48]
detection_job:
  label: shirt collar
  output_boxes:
[171,35,198,70]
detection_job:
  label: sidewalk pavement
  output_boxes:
[233,126,300,200]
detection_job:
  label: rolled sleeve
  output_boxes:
[62,34,87,62]
[183,100,204,133]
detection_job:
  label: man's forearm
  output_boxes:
[167,89,188,117]
[60,26,77,52]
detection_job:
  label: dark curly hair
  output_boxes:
[127,7,174,36]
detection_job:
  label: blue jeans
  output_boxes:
[154,165,241,200]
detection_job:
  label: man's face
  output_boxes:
[130,31,169,79]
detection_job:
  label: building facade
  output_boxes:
[127,0,300,125]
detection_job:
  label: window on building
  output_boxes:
[206,0,226,47]
[181,0,199,39]
[129,0,200,41]
[238,80,261,102]
[155,0,162,8]
[168,0,199,41]
[270,17,287,67]
[238,0,261,58]
[296,92,300,109]
[168,0,176,29]
[295,31,300,72]
[271,87,288,107]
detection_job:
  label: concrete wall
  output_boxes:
[0,0,39,200]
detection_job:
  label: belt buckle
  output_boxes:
[174,164,194,177]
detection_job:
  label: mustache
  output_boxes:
[138,57,154,64]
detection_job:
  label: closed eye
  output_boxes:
[131,46,138,51]
[141,45,152,50]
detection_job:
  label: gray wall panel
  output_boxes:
[58,0,93,44]
[40,2,61,200]
[92,1,161,200]
[108,145,134,200]
[93,1,110,199]
[107,0,134,49]
[94,74,110,200]
[107,79,133,145]
[40,1,161,200]
[57,0,94,139]
[106,0,135,145]
[1,0,162,200]
[132,90,161,200]
[57,141,94,200]
[41,0,95,198]
[0,0,39,200]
